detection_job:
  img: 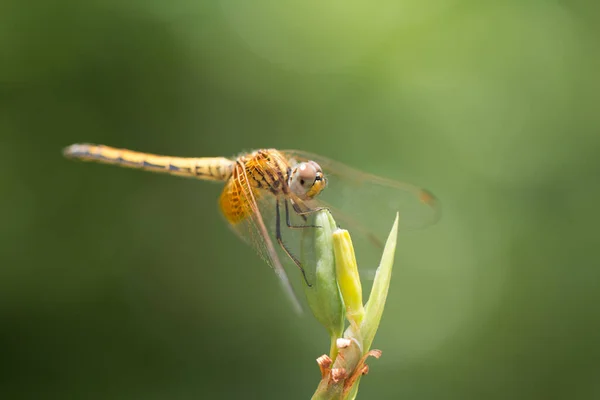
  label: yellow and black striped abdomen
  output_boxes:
[63,143,234,181]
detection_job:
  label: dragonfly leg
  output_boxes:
[292,202,329,217]
[276,198,312,287]
[285,200,320,229]
[291,202,340,229]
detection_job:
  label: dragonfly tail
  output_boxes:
[63,143,234,181]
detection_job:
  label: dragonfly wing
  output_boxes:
[283,150,441,230]
[283,150,441,274]
[220,163,303,314]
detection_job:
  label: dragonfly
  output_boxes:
[63,144,440,312]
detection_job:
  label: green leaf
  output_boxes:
[302,210,345,353]
[361,212,399,352]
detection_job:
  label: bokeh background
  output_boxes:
[2,1,600,399]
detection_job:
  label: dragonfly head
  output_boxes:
[289,161,327,200]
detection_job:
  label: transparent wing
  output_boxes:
[282,150,441,272]
[221,163,304,313]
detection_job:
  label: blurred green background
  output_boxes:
[2,1,600,399]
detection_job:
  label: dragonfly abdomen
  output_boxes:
[63,143,234,181]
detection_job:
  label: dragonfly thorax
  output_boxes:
[288,161,327,200]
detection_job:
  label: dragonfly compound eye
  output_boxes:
[289,161,326,200]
